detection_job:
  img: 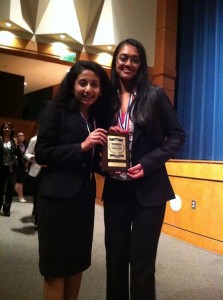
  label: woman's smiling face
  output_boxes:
[115,44,141,82]
[74,69,101,111]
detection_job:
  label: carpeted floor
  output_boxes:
[0,197,222,300]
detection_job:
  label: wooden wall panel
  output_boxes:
[0,116,38,142]
[165,177,223,240]
[167,159,223,181]
[95,174,104,206]
[163,160,223,255]
[153,0,178,102]
[95,159,223,255]
[162,223,223,255]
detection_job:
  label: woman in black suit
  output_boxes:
[0,122,22,216]
[102,39,185,300]
[35,61,111,300]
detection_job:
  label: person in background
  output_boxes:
[102,38,185,300]
[15,131,28,203]
[0,122,23,217]
[24,133,41,229]
[35,60,112,300]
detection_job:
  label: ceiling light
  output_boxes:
[96,52,113,67]
[0,31,15,46]
[59,34,66,39]
[51,42,69,55]
[5,22,12,28]
[106,45,112,50]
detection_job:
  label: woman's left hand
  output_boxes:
[127,163,144,179]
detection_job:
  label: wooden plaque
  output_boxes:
[102,132,130,172]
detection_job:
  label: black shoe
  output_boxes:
[4,211,10,217]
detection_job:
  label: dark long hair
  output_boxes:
[0,122,15,139]
[53,60,112,129]
[111,38,158,129]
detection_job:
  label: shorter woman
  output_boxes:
[0,122,22,216]
[35,60,111,300]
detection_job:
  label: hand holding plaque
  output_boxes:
[102,132,130,172]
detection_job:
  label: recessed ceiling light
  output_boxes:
[24,82,27,86]
[107,46,112,50]
[0,31,15,45]
[97,52,113,66]
[60,34,66,39]
[5,22,12,27]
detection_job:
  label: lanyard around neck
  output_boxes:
[118,93,134,131]
[80,112,96,134]
[80,112,96,158]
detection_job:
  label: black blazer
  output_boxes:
[0,138,23,171]
[35,102,97,200]
[103,86,185,207]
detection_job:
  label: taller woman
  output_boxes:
[35,61,111,300]
[102,38,185,300]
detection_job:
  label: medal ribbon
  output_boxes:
[118,93,134,131]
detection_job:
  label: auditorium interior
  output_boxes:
[0,0,222,259]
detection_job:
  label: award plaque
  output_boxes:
[102,132,130,172]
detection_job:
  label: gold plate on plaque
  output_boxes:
[102,132,130,172]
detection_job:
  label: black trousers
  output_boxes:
[104,181,166,300]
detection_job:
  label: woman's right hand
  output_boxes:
[109,126,128,134]
[81,128,107,152]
